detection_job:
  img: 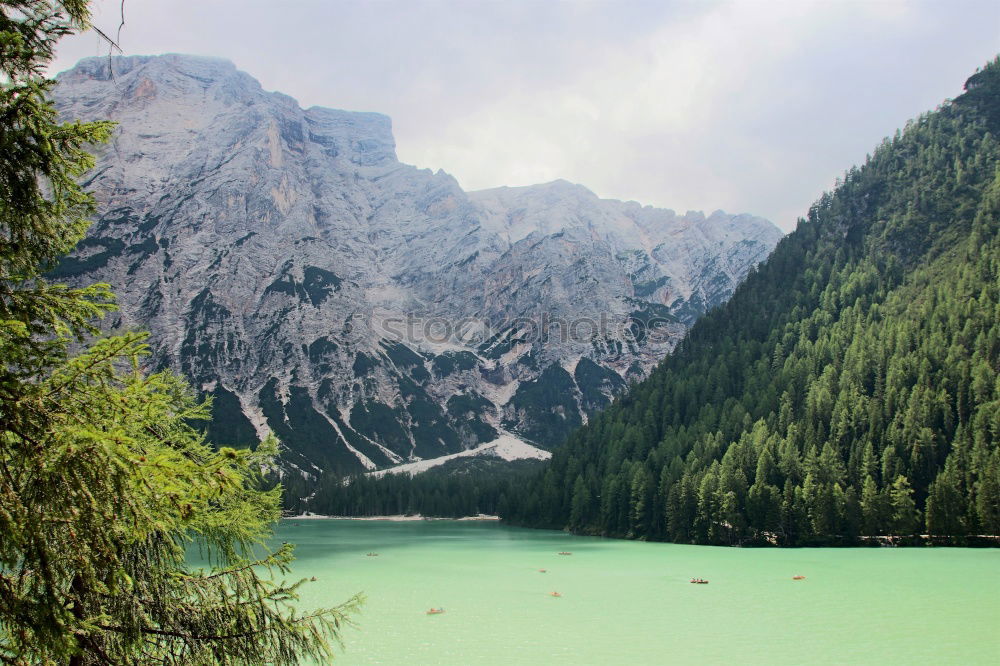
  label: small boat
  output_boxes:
[550,591,562,597]
[426,608,445,615]
[366,552,379,557]
[690,578,709,584]
[792,575,806,580]
[538,569,547,573]
[557,551,572,556]
[310,576,317,581]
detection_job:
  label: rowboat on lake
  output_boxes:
[690,578,709,584]
[426,608,445,615]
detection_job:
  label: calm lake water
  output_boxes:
[277,519,999,665]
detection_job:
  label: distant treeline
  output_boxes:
[284,458,542,518]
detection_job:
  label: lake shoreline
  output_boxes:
[284,512,500,522]
[283,514,998,546]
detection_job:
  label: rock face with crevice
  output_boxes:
[52,54,783,476]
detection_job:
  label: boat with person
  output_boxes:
[690,578,709,584]
[426,608,445,615]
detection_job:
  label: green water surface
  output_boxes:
[278,519,999,665]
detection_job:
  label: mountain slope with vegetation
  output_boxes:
[502,58,1000,545]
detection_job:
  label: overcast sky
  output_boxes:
[50,0,1000,232]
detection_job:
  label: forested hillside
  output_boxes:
[502,59,1000,545]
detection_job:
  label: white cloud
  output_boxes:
[50,0,1000,231]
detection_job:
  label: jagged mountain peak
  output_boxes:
[51,54,782,476]
[60,53,241,80]
[58,54,397,169]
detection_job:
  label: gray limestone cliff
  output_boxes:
[51,54,784,476]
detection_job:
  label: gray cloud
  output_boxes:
[52,0,1000,231]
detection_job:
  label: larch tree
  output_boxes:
[0,2,361,663]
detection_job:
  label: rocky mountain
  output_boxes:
[51,54,782,477]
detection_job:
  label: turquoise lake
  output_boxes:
[277,519,999,665]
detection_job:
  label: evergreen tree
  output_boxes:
[925,464,966,536]
[860,475,885,536]
[569,474,591,530]
[890,476,920,536]
[0,3,359,662]
[975,452,1000,534]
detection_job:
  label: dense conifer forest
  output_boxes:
[499,59,1000,545]
[292,458,541,518]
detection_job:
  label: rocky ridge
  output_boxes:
[52,54,783,476]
